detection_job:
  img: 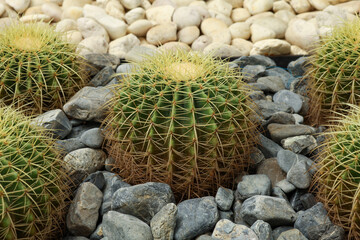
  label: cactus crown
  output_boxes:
[0,104,71,240]
[0,22,87,115]
[312,104,360,239]
[306,16,360,125]
[103,50,259,200]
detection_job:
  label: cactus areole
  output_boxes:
[103,51,259,200]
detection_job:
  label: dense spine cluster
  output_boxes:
[103,51,259,200]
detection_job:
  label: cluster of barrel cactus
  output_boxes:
[0,104,71,240]
[0,22,86,115]
[103,50,259,200]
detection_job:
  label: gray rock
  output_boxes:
[250,148,266,168]
[277,229,308,240]
[151,203,177,240]
[240,196,297,227]
[83,171,105,191]
[64,148,106,177]
[272,226,294,240]
[89,224,104,240]
[101,172,130,215]
[242,65,267,82]
[256,158,286,188]
[236,174,271,200]
[264,68,296,89]
[254,100,293,119]
[281,135,317,154]
[63,86,114,122]
[174,196,219,240]
[275,179,296,194]
[215,187,234,211]
[290,77,307,97]
[266,112,296,125]
[89,66,115,87]
[287,160,311,189]
[294,203,334,240]
[80,128,104,148]
[66,122,100,138]
[55,138,86,156]
[290,190,307,212]
[267,124,315,143]
[287,57,309,78]
[250,90,266,101]
[257,76,285,93]
[112,182,175,224]
[32,109,71,139]
[251,220,273,240]
[235,55,276,68]
[258,134,284,158]
[293,114,304,124]
[233,200,247,225]
[84,53,120,75]
[273,90,303,113]
[249,82,271,92]
[102,211,152,240]
[318,224,345,240]
[276,150,314,173]
[196,234,213,240]
[219,210,234,221]
[272,186,288,201]
[299,193,317,210]
[66,182,103,237]
[212,219,259,240]
[116,63,135,76]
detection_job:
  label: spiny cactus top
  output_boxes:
[312,104,360,239]
[306,16,360,125]
[0,22,87,115]
[103,50,259,200]
[0,104,71,240]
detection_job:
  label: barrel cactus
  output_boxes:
[306,17,360,125]
[103,50,259,200]
[0,22,86,115]
[0,104,71,240]
[312,104,360,239]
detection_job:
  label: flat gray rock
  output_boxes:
[235,55,276,68]
[89,66,115,87]
[64,148,106,176]
[257,76,285,93]
[267,124,315,143]
[276,150,314,174]
[240,195,297,227]
[102,211,152,240]
[277,229,308,240]
[111,182,175,224]
[32,109,72,139]
[66,182,103,237]
[55,138,86,156]
[275,179,296,194]
[236,174,271,200]
[80,128,104,148]
[174,196,219,240]
[266,112,296,125]
[254,100,293,119]
[242,65,267,82]
[281,135,317,154]
[287,160,311,189]
[63,86,114,122]
[215,187,234,211]
[150,203,177,240]
[258,134,284,158]
[212,219,259,240]
[273,90,303,113]
[251,220,273,240]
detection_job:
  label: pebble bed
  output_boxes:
[29,53,345,240]
[1,0,360,58]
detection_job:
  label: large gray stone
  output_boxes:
[32,109,72,139]
[236,174,271,200]
[287,159,311,189]
[63,86,114,122]
[257,76,285,93]
[55,138,86,156]
[264,68,296,89]
[79,128,104,148]
[275,179,296,194]
[258,134,284,158]
[64,148,106,176]
[111,182,175,224]
[89,66,115,87]
[294,203,332,239]
[277,229,308,240]
[281,135,317,154]
[102,211,152,240]
[240,195,297,227]
[250,220,273,240]
[84,53,120,76]
[273,90,303,113]
[212,219,259,240]
[235,55,276,68]
[287,57,309,78]
[150,203,177,240]
[254,100,293,119]
[276,150,314,174]
[267,124,315,143]
[242,65,266,82]
[266,112,296,126]
[66,182,103,237]
[174,196,219,240]
[215,187,234,211]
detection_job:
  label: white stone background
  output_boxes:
[3,0,360,58]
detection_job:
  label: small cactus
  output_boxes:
[312,104,360,239]
[103,50,259,200]
[306,16,360,125]
[0,104,71,240]
[0,22,87,115]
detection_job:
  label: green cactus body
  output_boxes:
[306,17,360,125]
[312,104,360,239]
[0,22,86,115]
[103,51,259,200]
[0,105,70,240]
